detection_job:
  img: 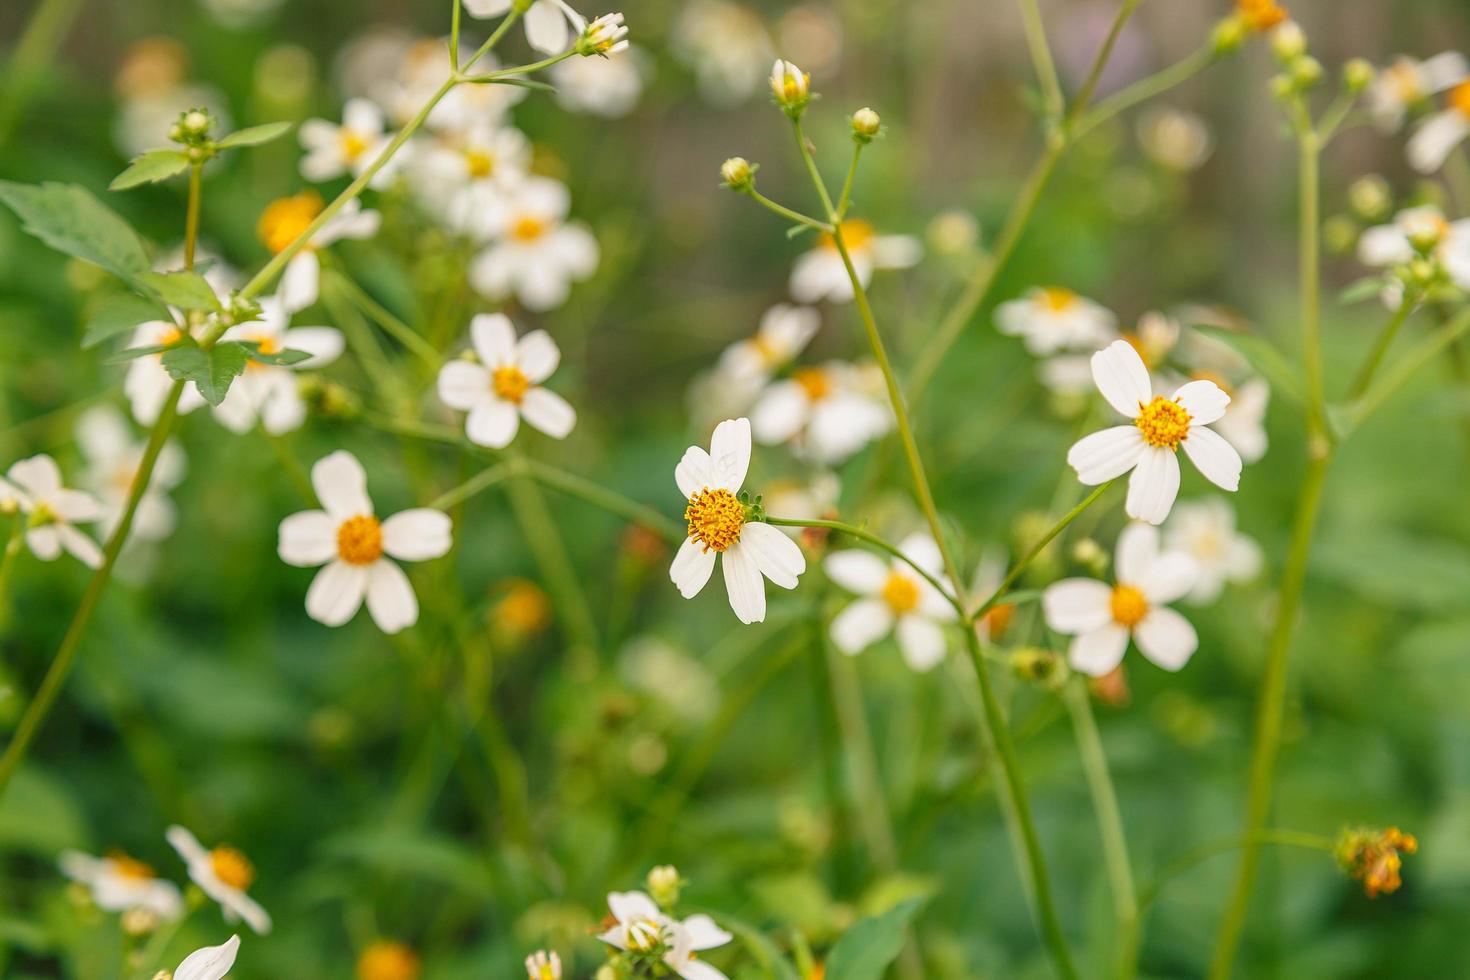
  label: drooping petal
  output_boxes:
[896,615,947,672]
[278,510,337,567]
[524,0,574,54]
[470,312,518,366]
[1134,607,1198,671]
[1042,578,1113,634]
[465,400,520,448]
[365,560,419,634]
[1068,624,1130,676]
[437,361,492,411]
[463,0,514,16]
[608,891,662,924]
[520,387,577,439]
[165,826,210,864]
[678,960,731,980]
[1408,110,1470,174]
[738,521,805,589]
[1091,340,1153,417]
[25,526,61,561]
[823,549,889,595]
[721,541,766,624]
[381,509,452,562]
[1114,522,1159,585]
[1067,426,1147,484]
[1124,446,1181,525]
[1172,380,1230,426]
[56,525,103,569]
[1182,425,1243,492]
[312,450,374,521]
[681,914,733,951]
[173,935,240,980]
[304,560,369,627]
[708,417,752,491]
[515,329,561,382]
[670,537,717,598]
[830,598,894,654]
[50,488,103,523]
[675,446,717,499]
[278,251,320,314]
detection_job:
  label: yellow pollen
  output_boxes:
[340,130,369,161]
[1110,584,1149,628]
[819,219,875,253]
[880,572,921,614]
[793,366,832,401]
[258,191,324,255]
[209,846,255,891]
[511,214,548,242]
[465,149,496,178]
[337,514,384,566]
[1134,396,1192,450]
[1039,287,1077,313]
[107,851,155,881]
[1451,80,1470,118]
[492,364,531,404]
[684,487,744,553]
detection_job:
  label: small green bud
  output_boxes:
[1343,58,1375,94]
[1323,215,1359,256]
[1211,16,1248,55]
[1348,175,1392,222]
[1291,55,1324,88]
[851,106,881,142]
[720,156,756,190]
[1269,21,1307,62]
[1269,74,1295,100]
[646,865,682,908]
[1010,648,1069,691]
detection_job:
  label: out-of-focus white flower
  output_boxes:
[1127,311,1181,368]
[437,313,577,448]
[761,471,839,538]
[995,287,1117,356]
[750,361,892,465]
[1408,80,1470,173]
[173,934,241,980]
[621,637,720,724]
[59,850,184,920]
[776,5,843,78]
[298,98,392,185]
[790,220,920,303]
[597,890,733,980]
[277,451,452,634]
[0,456,104,568]
[212,297,344,435]
[826,534,957,671]
[1358,204,1470,293]
[413,123,531,229]
[1067,340,1241,525]
[1163,497,1262,603]
[1369,53,1468,133]
[467,177,598,311]
[670,418,806,625]
[672,0,774,106]
[76,407,185,542]
[165,827,271,935]
[256,193,381,314]
[1209,375,1269,464]
[525,950,562,980]
[1043,522,1199,676]
[552,45,644,117]
[1137,107,1214,172]
[717,304,821,386]
[463,0,586,54]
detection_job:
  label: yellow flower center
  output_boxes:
[684,487,744,553]
[1134,396,1192,449]
[465,149,496,178]
[511,214,548,243]
[242,332,280,371]
[982,602,1015,639]
[1451,80,1470,119]
[627,915,665,952]
[1109,584,1149,628]
[793,366,832,401]
[820,219,875,253]
[880,572,921,614]
[1039,287,1077,313]
[258,191,324,255]
[209,846,255,891]
[1236,0,1287,31]
[1385,60,1422,102]
[337,514,384,565]
[492,579,551,635]
[108,851,156,881]
[492,364,531,404]
[356,941,421,980]
[340,129,370,162]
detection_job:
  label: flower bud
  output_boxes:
[1348,175,1392,221]
[1211,17,1248,54]
[1010,648,1069,691]
[1270,21,1306,61]
[1071,537,1109,576]
[172,107,214,145]
[1291,55,1323,88]
[1336,826,1417,898]
[927,209,979,256]
[647,864,682,907]
[576,13,628,57]
[720,156,756,190]
[1269,74,1295,100]
[1343,58,1375,94]
[851,106,881,142]
[1403,210,1448,254]
[1323,215,1359,256]
[770,59,811,115]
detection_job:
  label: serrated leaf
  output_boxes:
[136,270,221,311]
[1191,323,1305,408]
[0,180,149,279]
[81,292,173,348]
[109,150,190,190]
[216,121,293,149]
[161,342,251,406]
[824,897,926,980]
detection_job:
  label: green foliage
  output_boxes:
[80,292,172,348]
[822,897,927,980]
[215,121,293,149]
[109,150,191,190]
[135,269,221,311]
[160,341,252,405]
[0,180,149,280]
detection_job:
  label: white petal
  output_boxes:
[463,0,513,16]
[304,560,369,627]
[165,826,210,864]
[548,223,599,276]
[342,97,383,135]
[1133,607,1198,671]
[1042,578,1113,634]
[381,509,452,561]
[721,541,766,624]
[8,455,62,496]
[520,387,577,439]
[1114,522,1159,585]
[277,327,344,369]
[750,381,809,444]
[896,615,947,672]
[678,961,730,980]
[515,330,561,382]
[823,550,889,594]
[466,400,521,448]
[311,450,373,520]
[57,525,103,568]
[830,598,894,654]
[608,891,661,923]
[1068,624,1130,676]
[871,235,923,269]
[675,446,717,499]
[1357,224,1413,267]
[1067,425,1147,484]
[278,251,320,314]
[681,914,733,951]
[25,526,60,561]
[524,1,573,52]
[708,417,752,491]
[1091,340,1153,417]
[1408,110,1470,173]
[1173,380,1230,426]
[470,312,518,366]
[896,533,945,577]
[365,560,419,634]
[1125,447,1181,525]
[50,488,103,523]
[278,510,337,567]
[1182,426,1243,492]
[438,361,492,411]
[670,537,717,598]
[1137,553,1199,606]
[1422,51,1470,90]
[173,935,240,980]
[738,521,805,589]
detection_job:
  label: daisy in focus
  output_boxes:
[598,890,733,980]
[467,176,599,311]
[789,220,921,303]
[436,313,577,448]
[1164,497,1262,603]
[173,935,241,980]
[750,360,892,464]
[1408,80,1470,173]
[1066,340,1242,525]
[670,418,806,624]
[825,534,958,671]
[463,0,586,55]
[165,826,272,934]
[76,406,186,543]
[1043,522,1200,675]
[277,451,452,634]
[256,192,381,313]
[212,297,345,435]
[0,455,104,568]
[58,850,184,920]
[298,98,392,184]
[995,287,1118,356]
[1367,53,1468,133]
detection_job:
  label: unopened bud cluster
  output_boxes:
[170,107,215,146]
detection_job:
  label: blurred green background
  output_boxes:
[3,0,1470,977]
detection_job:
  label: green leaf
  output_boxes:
[81,292,172,348]
[786,223,816,239]
[476,76,557,93]
[710,911,801,980]
[107,343,174,363]
[136,270,221,311]
[248,346,313,366]
[109,150,190,190]
[161,342,251,406]
[1339,275,1391,305]
[1192,323,1305,408]
[216,121,293,149]
[0,180,149,279]
[823,897,926,980]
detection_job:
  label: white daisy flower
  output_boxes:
[670,418,806,624]
[174,935,241,980]
[995,287,1118,356]
[0,456,104,568]
[298,98,392,185]
[1066,340,1242,525]
[525,950,562,980]
[581,12,629,55]
[1408,80,1470,173]
[750,361,892,465]
[123,317,209,427]
[463,0,586,55]
[1210,376,1269,464]
[257,193,382,314]
[212,296,345,435]
[436,313,577,448]
[277,451,453,634]
[790,220,921,304]
[76,406,185,542]
[597,890,733,980]
[1042,522,1200,676]
[429,53,529,132]
[467,176,599,311]
[413,123,531,227]
[551,44,644,117]
[1137,107,1214,172]
[716,304,820,386]
[58,850,184,920]
[825,533,958,672]
[671,0,774,107]
[164,826,271,935]
[1163,497,1263,604]
[1368,53,1469,133]
[1357,204,1470,293]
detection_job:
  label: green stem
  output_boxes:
[764,517,961,616]
[504,461,600,665]
[520,458,683,541]
[428,461,517,511]
[1073,45,1217,140]
[1298,125,1326,434]
[1141,830,1333,911]
[184,164,202,271]
[1066,0,1143,131]
[0,0,85,146]
[836,142,864,219]
[0,518,24,623]
[1347,296,1416,400]
[332,270,441,368]
[1018,0,1065,122]
[746,188,830,231]
[460,7,521,73]
[975,481,1113,620]
[450,0,463,69]
[1349,305,1470,428]
[1063,679,1138,979]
